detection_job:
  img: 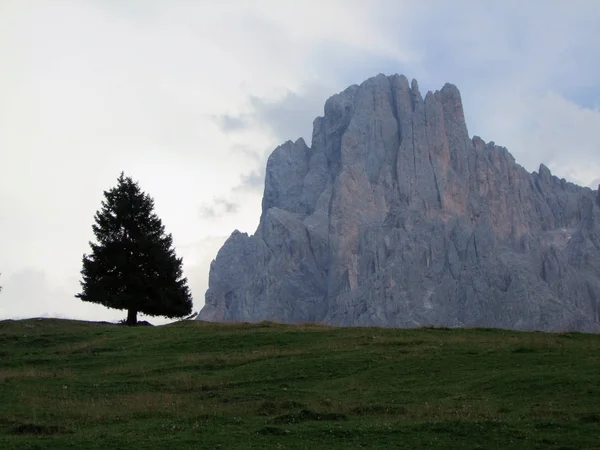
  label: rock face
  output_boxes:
[198,74,600,332]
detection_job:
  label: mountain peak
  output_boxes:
[199,74,600,332]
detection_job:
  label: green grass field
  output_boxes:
[0,318,599,449]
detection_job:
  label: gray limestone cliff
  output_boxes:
[198,74,600,332]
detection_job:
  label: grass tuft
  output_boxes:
[266,409,347,425]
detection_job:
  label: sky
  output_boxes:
[1,0,600,325]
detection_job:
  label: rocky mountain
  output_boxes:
[198,74,600,332]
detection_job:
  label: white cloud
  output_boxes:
[486,92,600,186]
[177,235,229,310]
[0,0,598,321]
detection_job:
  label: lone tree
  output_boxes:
[76,172,193,325]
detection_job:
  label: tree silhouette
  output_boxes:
[76,173,192,325]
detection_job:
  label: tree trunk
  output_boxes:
[127,308,137,326]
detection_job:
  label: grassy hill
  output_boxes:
[0,318,599,449]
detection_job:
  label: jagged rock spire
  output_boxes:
[199,74,600,332]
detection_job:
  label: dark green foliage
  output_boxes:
[75,173,192,324]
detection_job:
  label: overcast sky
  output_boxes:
[1,0,599,324]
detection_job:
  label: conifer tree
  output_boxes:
[76,172,192,325]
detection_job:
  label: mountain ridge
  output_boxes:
[198,73,600,332]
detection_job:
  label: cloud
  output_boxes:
[215,82,333,148]
[214,115,249,133]
[469,90,600,187]
[244,83,334,143]
[0,268,121,322]
[199,198,240,219]
[176,236,229,312]
[235,170,266,193]
[519,93,600,186]
[216,83,335,197]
